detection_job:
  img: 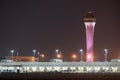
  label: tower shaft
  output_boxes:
[85,22,95,62]
[84,11,96,62]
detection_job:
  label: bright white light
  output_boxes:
[104,49,107,51]
[56,49,59,53]
[80,49,83,52]
[104,49,108,53]
[33,50,36,53]
[11,50,14,53]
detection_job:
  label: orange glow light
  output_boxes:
[57,54,61,58]
[72,54,77,59]
[41,54,45,58]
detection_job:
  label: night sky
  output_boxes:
[0,0,120,61]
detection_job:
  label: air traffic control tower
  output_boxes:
[84,11,96,62]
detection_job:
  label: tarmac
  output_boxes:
[0,72,120,80]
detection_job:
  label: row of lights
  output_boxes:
[10,50,45,61]
[10,49,108,61]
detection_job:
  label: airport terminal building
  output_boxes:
[0,59,120,73]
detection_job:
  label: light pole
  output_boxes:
[10,50,14,61]
[55,49,59,58]
[17,52,19,56]
[104,49,108,61]
[33,49,36,57]
[38,52,40,62]
[17,52,19,61]
[80,49,84,61]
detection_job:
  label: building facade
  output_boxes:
[0,61,120,73]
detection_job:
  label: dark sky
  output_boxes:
[0,0,120,61]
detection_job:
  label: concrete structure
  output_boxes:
[5,56,35,62]
[0,61,120,73]
[84,11,96,62]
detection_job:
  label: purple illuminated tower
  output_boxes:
[84,11,96,62]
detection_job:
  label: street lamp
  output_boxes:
[80,49,84,61]
[16,52,19,57]
[38,52,40,62]
[56,49,59,53]
[104,49,108,61]
[33,49,36,57]
[55,49,59,58]
[17,52,19,61]
[10,50,14,61]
